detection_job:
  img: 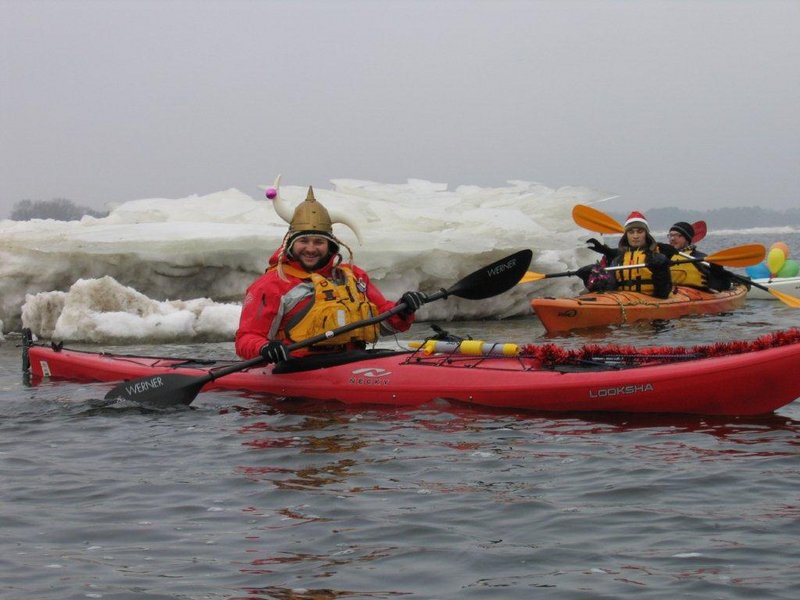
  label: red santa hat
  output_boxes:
[624,211,649,231]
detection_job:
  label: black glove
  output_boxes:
[575,264,593,285]
[657,243,678,258]
[646,253,669,270]
[260,340,289,363]
[586,238,610,255]
[399,291,427,317]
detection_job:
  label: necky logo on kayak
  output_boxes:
[487,257,518,277]
[125,376,165,396]
[349,367,391,385]
[589,383,654,398]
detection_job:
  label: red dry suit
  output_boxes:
[235,250,414,359]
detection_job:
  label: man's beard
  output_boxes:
[302,254,331,271]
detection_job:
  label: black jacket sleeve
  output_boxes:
[647,252,673,299]
[707,264,733,291]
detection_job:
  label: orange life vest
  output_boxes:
[670,251,707,288]
[615,249,658,295]
[278,264,381,347]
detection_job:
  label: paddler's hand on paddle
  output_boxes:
[575,264,593,285]
[398,291,427,318]
[646,253,669,270]
[260,341,289,364]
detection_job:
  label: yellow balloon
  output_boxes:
[767,246,786,275]
[770,241,790,259]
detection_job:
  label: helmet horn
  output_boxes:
[260,175,363,244]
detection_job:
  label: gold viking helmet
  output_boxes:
[263,177,364,277]
[277,185,362,277]
[289,187,333,235]
[265,176,362,243]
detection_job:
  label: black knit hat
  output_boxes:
[669,222,695,242]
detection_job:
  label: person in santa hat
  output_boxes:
[578,211,673,298]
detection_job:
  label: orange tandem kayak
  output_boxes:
[531,284,748,333]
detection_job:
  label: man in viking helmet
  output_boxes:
[235,185,425,362]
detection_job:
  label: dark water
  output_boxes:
[2,232,799,599]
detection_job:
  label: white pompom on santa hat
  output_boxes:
[624,211,649,231]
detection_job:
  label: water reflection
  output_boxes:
[226,397,800,440]
[220,394,800,598]
[229,584,406,599]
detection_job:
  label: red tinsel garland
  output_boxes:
[520,328,800,366]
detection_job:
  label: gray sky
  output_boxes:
[2,0,798,219]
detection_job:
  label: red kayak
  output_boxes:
[23,328,800,415]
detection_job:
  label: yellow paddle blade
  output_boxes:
[572,204,625,234]
[517,271,547,284]
[704,244,766,268]
[769,287,800,308]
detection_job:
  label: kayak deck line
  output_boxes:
[21,328,800,415]
[23,327,800,372]
[519,327,800,365]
